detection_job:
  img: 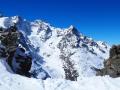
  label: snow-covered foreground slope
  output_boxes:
[0,59,43,90]
[1,59,120,90]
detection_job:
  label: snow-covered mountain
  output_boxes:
[0,16,117,90]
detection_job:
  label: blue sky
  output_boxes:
[0,0,120,45]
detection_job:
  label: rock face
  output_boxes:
[0,25,32,77]
[96,45,120,78]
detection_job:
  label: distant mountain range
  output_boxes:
[0,16,112,90]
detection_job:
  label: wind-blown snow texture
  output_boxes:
[0,16,119,90]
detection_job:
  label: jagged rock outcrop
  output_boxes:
[96,45,120,77]
[0,25,32,77]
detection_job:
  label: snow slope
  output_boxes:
[1,58,120,90]
[1,16,120,90]
[0,59,44,90]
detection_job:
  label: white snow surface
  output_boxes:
[1,59,120,90]
[0,16,119,90]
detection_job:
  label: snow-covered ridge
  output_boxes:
[0,16,110,80]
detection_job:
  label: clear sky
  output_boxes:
[0,0,120,45]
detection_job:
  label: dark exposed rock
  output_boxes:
[0,25,32,77]
[60,53,79,81]
[13,48,32,77]
[58,35,79,81]
[0,46,7,57]
[95,45,120,78]
[109,45,120,58]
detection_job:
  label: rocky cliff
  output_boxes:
[96,45,120,77]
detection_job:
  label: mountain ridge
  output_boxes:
[0,15,110,80]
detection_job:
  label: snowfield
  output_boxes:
[1,59,120,90]
[0,16,119,90]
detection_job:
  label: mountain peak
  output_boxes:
[68,25,74,30]
[11,16,23,23]
[65,25,80,37]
